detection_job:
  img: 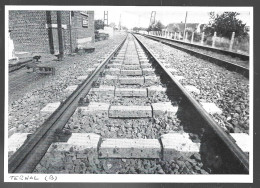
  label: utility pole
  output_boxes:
[183,11,188,40]
[57,11,64,60]
[104,11,108,27]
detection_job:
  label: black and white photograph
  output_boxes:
[4,5,253,183]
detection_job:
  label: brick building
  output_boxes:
[9,10,94,54]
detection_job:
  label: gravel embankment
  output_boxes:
[136,35,249,134]
[8,33,127,133]
[145,35,249,68]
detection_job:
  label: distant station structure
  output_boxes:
[9,10,95,55]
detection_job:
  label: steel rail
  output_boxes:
[9,59,33,73]
[8,35,127,173]
[133,34,249,173]
[140,34,249,78]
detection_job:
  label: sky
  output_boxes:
[93,7,251,29]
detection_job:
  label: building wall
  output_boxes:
[9,10,50,53]
[9,10,95,54]
[72,11,95,48]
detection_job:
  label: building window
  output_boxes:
[82,15,88,28]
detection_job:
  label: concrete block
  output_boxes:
[116,55,125,58]
[115,88,147,97]
[118,77,144,85]
[121,65,140,70]
[90,85,115,97]
[125,55,137,57]
[173,75,185,81]
[65,85,78,93]
[185,85,200,94]
[105,68,121,75]
[77,75,89,81]
[139,58,149,62]
[41,102,61,114]
[230,133,250,153]
[147,86,166,97]
[163,63,171,68]
[140,59,149,64]
[91,63,100,68]
[107,63,122,68]
[78,102,110,117]
[86,68,95,74]
[168,68,178,73]
[109,105,152,118]
[111,59,124,63]
[161,132,200,160]
[121,70,143,76]
[104,75,118,85]
[201,102,222,114]
[9,133,30,156]
[67,133,100,147]
[138,56,147,59]
[144,76,159,85]
[8,127,17,138]
[124,61,140,65]
[114,57,125,60]
[152,102,178,117]
[140,63,151,69]
[99,138,161,158]
[142,68,154,75]
[46,133,100,160]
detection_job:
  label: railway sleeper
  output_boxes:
[8,132,249,173]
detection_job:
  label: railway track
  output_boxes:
[9,58,33,73]
[139,33,249,78]
[8,34,249,174]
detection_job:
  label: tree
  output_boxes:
[133,27,140,32]
[166,23,180,32]
[121,26,128,31]
[94,19,104,30]
[204,12,248,38]
[147,20,165,32]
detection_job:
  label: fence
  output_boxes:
[148,30,249,54]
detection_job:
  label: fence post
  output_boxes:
[229,32,235,51]
[191,32,194,43]
[201,32,204,45]
[185,32,188,41]
[179,32,181,40]
[212,31,217,47]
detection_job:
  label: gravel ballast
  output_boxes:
[136,35,250,134]
[8,33,127,133]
